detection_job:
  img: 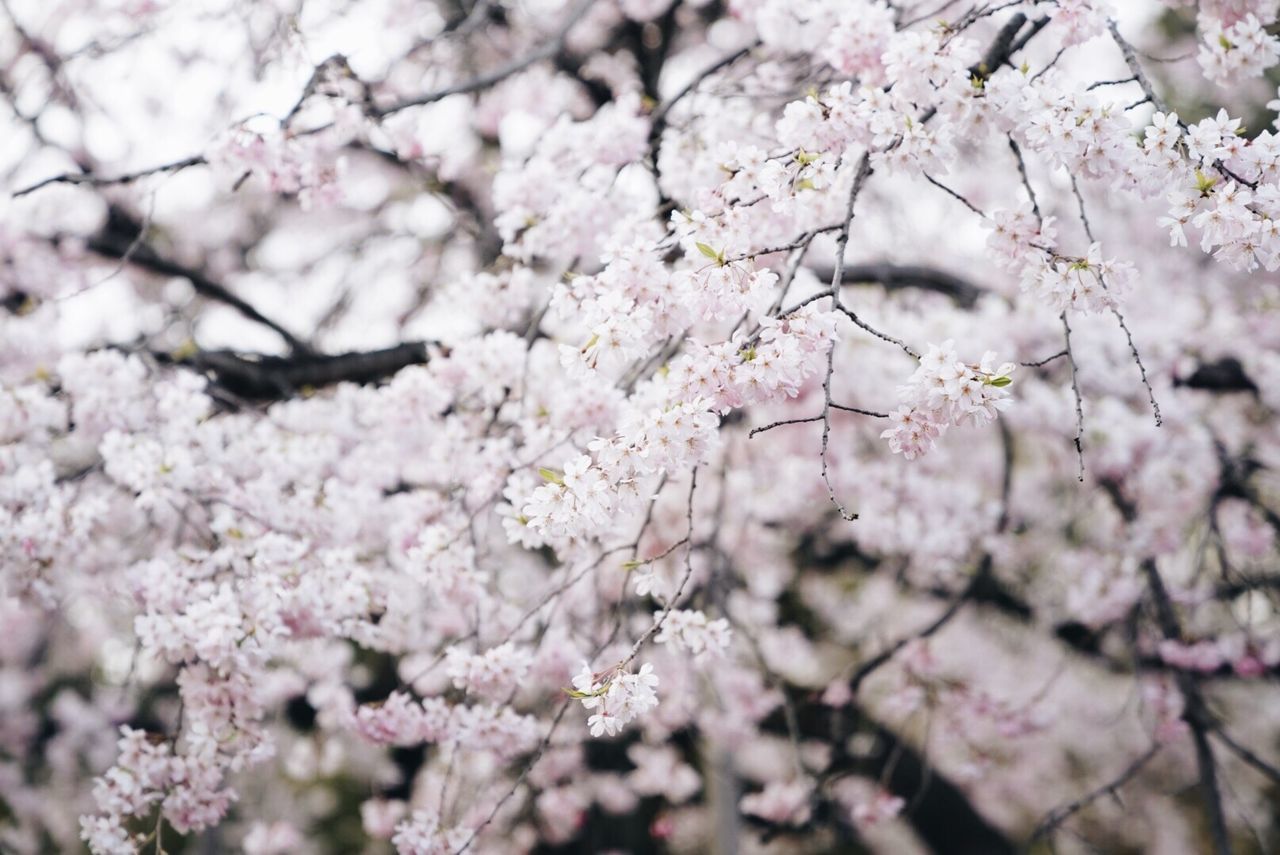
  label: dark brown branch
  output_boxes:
[282,53,375,127]
[1176,358,1258,395]
[1107,19,1168,114]
[12,154,206,197]
[1140,573,1234,850]
[174,342,433,401]
[763,697,1017,855]
[1020,349,1068,368]
[85,204,311,354]
[923,173,986,217]
[974,13,1049,81]
[1215,574,1280,600]
[836,262,983,308]
[1104,484,1233,855]
[749,405,888,439]
[830,403,890,418]
[836,303,921,359]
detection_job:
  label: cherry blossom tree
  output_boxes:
[3,0,1280,852]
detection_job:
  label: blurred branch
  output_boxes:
[1176,358,1259,395]
[170,341,433,402]
[1213,727,1280,786]
[12,154,205,198]
[374,0,594,117]
[1103,482,1232,855]
[830,262,984,307]
[758,696,1018,854]
[85,204,311,354]
[1029,743,1162,843]
[648,40,759,147]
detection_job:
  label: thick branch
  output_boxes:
[833,262,984,308]
[175,342,432,401]
[1176,358,1258,395]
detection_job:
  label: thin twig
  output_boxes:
[451,701,574,854]
[836,304,921,359]
[13,153,206,197]
[618,468,699,670]
[1020,349,1068,368]
[1071,177,1163,427]
[1008,136,1040,221]
[820,155,874,522]
[831,403,889,418]
[649,41,759,141]
[1029,743,1161,842]
[1061,312,1085,482]
[748,405,887,439]
[1107,20,1169,114]
[923,173,986,217]
[1213,727,1280,785]
[848,583,973,694]
[749,415,822,439]
[376,0,594,117]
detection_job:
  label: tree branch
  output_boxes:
[172,341,433,401]
[374,0,594,117]
[86,204,311,354]
[1030,743,1162,844]
[12,153,206,198]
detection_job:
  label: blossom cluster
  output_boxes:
[1,1,1280,854]
[653,609,733,658]
[1198,14,1280,84]
[882,341,1015,460]
[570,662,660,738]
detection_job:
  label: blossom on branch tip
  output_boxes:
[882,341,1015,459]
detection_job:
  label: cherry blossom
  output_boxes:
[0,1,1278,853]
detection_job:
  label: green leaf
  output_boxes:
[171,338,199,360]
[696,242,721,261]
[990,376,1013,388]
[1194,169,1217,197]
[538,467,564,485]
